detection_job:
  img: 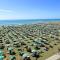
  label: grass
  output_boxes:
[38,43,60,60]
[57,58,60,60]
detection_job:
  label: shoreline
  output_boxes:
[0,19,60,25]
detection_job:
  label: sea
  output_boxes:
[0,19,60,25]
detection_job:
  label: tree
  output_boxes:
[32,51,40,60]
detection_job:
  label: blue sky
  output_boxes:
[0,0,60,19]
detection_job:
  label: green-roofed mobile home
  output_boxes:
[0,51,3,56]
[0,56,4,60]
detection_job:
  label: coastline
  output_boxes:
[0,19,60,25]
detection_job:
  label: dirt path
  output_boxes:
[45,53,60,60]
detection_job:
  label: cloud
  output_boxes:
[0,9,13,13]
[0,9,15,19]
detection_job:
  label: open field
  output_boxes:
[0,23,60,60]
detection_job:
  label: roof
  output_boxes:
[9,55,15,59]
[22,53,29,59]
[32,50,37,53]
[0,51,3,54]
[0,56,4,60]
[8,47,13,51]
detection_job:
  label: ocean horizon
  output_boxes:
[0,19,60,25]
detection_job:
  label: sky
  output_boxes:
[0,0,60,19]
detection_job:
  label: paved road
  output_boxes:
[45,53,60,60]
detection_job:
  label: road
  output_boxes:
[45,53,60,60]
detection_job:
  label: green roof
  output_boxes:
[9,55,15,59]
[0,51,2,53]
[22,53,29,58]
[0,56,4,60]
[8,47,13,51]
[0,51,3,56]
